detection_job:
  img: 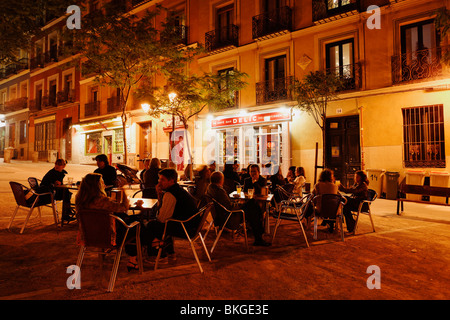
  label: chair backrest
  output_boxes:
[191,202,214,237]
[313,194,343,219]
[28,177,40,189]
[368,189,378,202]
[77,209,115,248]
[10,182,30,207]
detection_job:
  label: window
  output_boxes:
[327,0,351,10]
[113,128,124,153]
[326,38,357,89]
[402,105,445,168]
[19,120,26,144]
[35,121,56,155]
[86,132,102,154]
[401,19,439,59]
[217,4,234,42]
[263,55,289,102]
[218,67,238,108]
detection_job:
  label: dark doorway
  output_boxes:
[62,118,72,161]
[325,115,361,187]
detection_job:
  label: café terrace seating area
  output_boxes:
[5,162,378,293]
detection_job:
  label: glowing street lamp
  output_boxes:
[141,103,150,113]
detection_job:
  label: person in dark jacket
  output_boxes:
[143,169,199,258]
[207,171,270,246]
[94,154,117,187]
[243,164,267,195]
[40,158,73,221]
[142,158,161,198]
[338,170,369,232]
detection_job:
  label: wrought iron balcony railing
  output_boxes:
[313,0,360,22]
[205,24,239,53]
[30,54,45,69]
[252,6,292,40]
[391,46,448,84]
[29,99,41,112]
[326,62,362,91]
[4,97,28,112]
[107,96,123,113]
[57,89,75,104]
[256,76,293,105]
[85,101,100,117]
[0,58,29,79]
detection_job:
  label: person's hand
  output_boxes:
[55,181,62,186]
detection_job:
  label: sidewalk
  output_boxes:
[0,160,449,301]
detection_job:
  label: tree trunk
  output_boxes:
[183,126,194,181]
[122,109,128,165]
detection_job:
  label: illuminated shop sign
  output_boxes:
[211,110,291,128]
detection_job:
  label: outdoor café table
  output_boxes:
[54,183,79,225]
[128,197,158,211]
[229,191,274,234]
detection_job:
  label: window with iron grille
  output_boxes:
[402,104,445,168]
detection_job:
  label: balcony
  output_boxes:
[30,54,45,69]
[256,76,293,105]
[326,62,362,91]
[85,101,100,117]
[29,99,41,112]
[252,6,292,40]
[205,24,239,53]
[107,96,123,113]
[313,0,360,23]
[391,46,448,84]
[3,97,28,112]
[0,58,29,80]
[57,89,76,104]
[44,45,59,64]
[161,25,189,46]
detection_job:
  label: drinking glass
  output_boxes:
[248,188,254,199]
[67,177,74,185]
[236,186,242,194]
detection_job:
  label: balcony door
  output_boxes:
[264,55,287,102]
[216,4,234,43]
[326,38,355,89]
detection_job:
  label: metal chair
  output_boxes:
[271,193,312,248]
[154,202,214,274]
[76,209,143,293]
[27,177,41,189]
[312,194,347,241]
[132,187,157,199]
[209,197,248,255]
[352,189,377,235]
[8,181,59,234]
[273,185,303,214]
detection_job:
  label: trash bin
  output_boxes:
[48,150,58,163]
[367,169,385,198]
[430,171,450,204]
[3,147,14,163]
[32,151,39,163]
[405,169,426,201]
[385,171,400,200]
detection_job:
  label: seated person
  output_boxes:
[243,164,267,195]
[292,167,306,196]
[94,154,117,188]
[142,158,161,199]
[75,173,140,271]
[193,165,211,204]
[206,171,270,247]
[39,158,73,221]
[144,169,199,258]
[305,168,339,231]
[338,170,369,232]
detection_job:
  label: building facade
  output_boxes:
[1,0,449,194]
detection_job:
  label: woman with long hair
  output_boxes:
[338,170,369,232]
[75,173,140,271]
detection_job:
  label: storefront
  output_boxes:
[73,117,126,165]
[208,108,292,176]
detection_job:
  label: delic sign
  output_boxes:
[211,110,291,128]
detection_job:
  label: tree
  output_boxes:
[137,69,248,176]
[291,70,343,169]
[0,0,73,64]
[67,4,197,164]
[435,8,450,66]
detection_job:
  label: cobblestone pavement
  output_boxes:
[0,160,449,306]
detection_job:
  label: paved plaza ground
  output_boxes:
[0,160,449,306]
